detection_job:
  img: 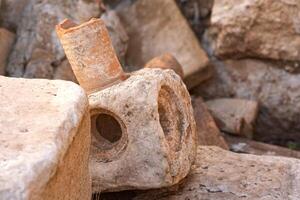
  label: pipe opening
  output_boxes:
[95,113,122,143]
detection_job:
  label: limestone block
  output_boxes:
[0,28,15,75]
[206,98,259,138]
[89,68,197,192]
[208,0,300,64]
[132,146,300,200]
[116,0,211,88]
[56,18,197,192]
[192,97,228,150]
[0,76,91,199]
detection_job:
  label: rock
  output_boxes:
[53,59,78,83]
[101,10,129,63]
[145,53,184,79]
[0,76,91,199]
[131,146,300,200]
[208,0,300,64]
[0,0,30,31]
[89,68,197,192]
[192,97,229,150]
[0,28,15,75]
[116,0,211,88]
[192,58,300,144]
[224,134,300,159]
[6,0,101,78]
[206,98,259,138]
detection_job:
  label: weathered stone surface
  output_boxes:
[225,134,300,159]
[192,58,300,143]
[0,76,91,199]
[131,146,300,200]
[116,0,211,88]
[89,68,197,192]
[208,0,300,63]
[0,28,14,75]
[192,97,228,150]
[206,98,258,138]
[6,0,101,78]
[101,10,129,63]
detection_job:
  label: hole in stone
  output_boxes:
[158,85,185,152]
[95,113,122,143]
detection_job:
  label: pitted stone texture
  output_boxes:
[132,146,300,200]
[208,0,300,63]
[89,68,197,192]
[116,0,211,88]
[0,76,90,199]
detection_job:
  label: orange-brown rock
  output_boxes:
[0,28,15,75]
[192,97,228,150]
[0,76,91,199]
[145,53,184,79]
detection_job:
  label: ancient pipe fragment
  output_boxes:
[56,18,197,192]
[145,53,184,78]
[56,18,127,94]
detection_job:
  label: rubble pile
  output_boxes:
[0,0,300,199]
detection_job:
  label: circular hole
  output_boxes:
[95,113,122,144]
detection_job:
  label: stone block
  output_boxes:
[0,76,91,199]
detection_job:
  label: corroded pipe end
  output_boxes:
[56,18,125,94]
[145,53,184,79]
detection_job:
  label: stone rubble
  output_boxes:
[115,0,212,89]
[206,98,258,138]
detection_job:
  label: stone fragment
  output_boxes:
[6,0,101,78]
[206,98,258,138]
[192,97,228,149]
[0,76,91,199]
[131,146,300,200]
[208,0,300,64]
[0,28,15,75]
[116,0,211,88]
[53,59,78,83]
[192,58,300,143]
[89,68,197,192]
[101,10,129,63]
[57,18,197,192]
[145,53,184,79]
[225,134,300,159]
